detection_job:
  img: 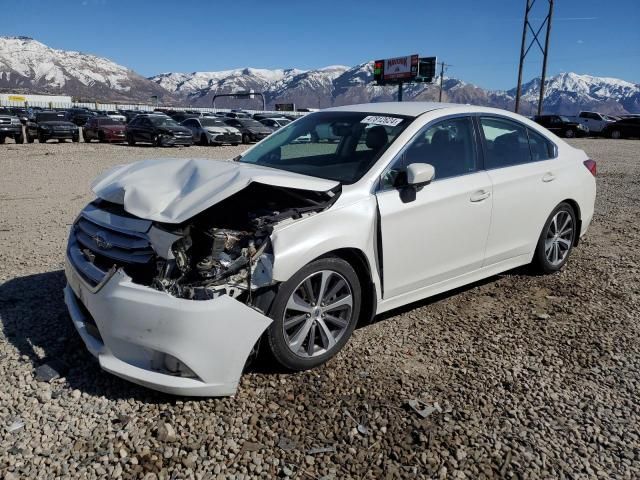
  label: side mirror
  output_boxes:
[406,163,435,187]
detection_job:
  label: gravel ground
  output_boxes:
[0,138,639,479]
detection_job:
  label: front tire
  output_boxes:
[199,134,209,146]
[38,133,47,143]
[15,134,24,144]
[26,132,34,143]
[532,202,577,274]
[266,257,361,371]
[127,134,135,146]
[564,129,575,138]
[610,129,621,139]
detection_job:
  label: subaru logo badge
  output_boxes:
[93,231,112,250]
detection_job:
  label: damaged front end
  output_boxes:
[65,180,339,396]
[73,182,339,305]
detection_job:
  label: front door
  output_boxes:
[376,116,493,299]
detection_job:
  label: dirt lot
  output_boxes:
[0,138,639,479]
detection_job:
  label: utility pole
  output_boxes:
[438,62,451,102]
[538,0,554,115]
[398,82,403,102]
[514,0,555,114]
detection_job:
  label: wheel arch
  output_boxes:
[560,198,582,246]
[316,247,377,327]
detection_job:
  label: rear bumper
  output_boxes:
[64,254,272,396]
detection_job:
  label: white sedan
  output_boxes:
[63,102,596,396]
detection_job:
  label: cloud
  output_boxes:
[577,39,584,44]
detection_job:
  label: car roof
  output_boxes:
[326,101,530,119]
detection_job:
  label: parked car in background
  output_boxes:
[83,116,126,143]
[224,111,251,119]
[8,107,32,125]
[259,117,292,130]
[100,110,127,123]
[0,110,24,144]
[26,111,79,143]
[181,117,242,145]
[573,111,615,134]
[125,114,193,147]
[534,115,589,138]
[222,117,273,143]
[601,117,640,139]
[168,111,201,123]
[63,102,596,396]
[65,108,96,127]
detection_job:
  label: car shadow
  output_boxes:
[0,270,174,403]
[364,265,532,327]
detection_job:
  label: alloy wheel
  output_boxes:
[545,210,574,266]
[282,270,353,358]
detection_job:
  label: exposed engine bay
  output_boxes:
[149,183,339,301]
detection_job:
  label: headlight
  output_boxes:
[578,124,588,131]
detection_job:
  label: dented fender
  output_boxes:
[269,195,382,302]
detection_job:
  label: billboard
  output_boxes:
[382,54,419,82]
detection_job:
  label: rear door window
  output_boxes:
[527,128,555,161]
[479,117,532,169]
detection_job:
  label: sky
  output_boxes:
[2,0,639,90]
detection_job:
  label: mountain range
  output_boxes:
[1,36,638,114]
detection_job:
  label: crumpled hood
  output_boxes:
[91,158,339,224]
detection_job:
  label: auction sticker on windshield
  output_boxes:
[361,115,404,127]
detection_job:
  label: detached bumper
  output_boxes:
[64,256,272,396]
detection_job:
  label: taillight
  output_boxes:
[583,159,596,177]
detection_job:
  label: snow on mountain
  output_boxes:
[509,72,640,114]
[1,36,638,113]
[0,36,172,102]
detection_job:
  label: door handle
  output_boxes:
[542,172,556,183]
[470,190,491,202]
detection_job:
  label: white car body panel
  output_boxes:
[65,102,596,396]
[91,157,338,224]
[64,259,271,396]
[376,171,493,298]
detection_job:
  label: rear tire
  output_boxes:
[610,129,621,139]
[199,134,209,146]
[0,136,5,144]
[266,257,361,371]
[564,129,575,138]
[127,134,136,146]
[15,134,24,144]
[532,202,577,274]
[26,132,34,143]
[98,131,105,143]
[72,135,79,143]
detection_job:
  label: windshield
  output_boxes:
[239,111,411,184]
[201,118,227,127]
[149,116,181,127]
[559,116,572,122]
[37,112,67,122]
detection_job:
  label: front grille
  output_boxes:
[69,203,157,286]
[0,118,11,125]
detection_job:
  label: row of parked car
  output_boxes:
[2,105,639,145]
[0,106,302,146]
[533,111,640,139]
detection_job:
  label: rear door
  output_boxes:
[479,116,567,265]
[376,116,493,298]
